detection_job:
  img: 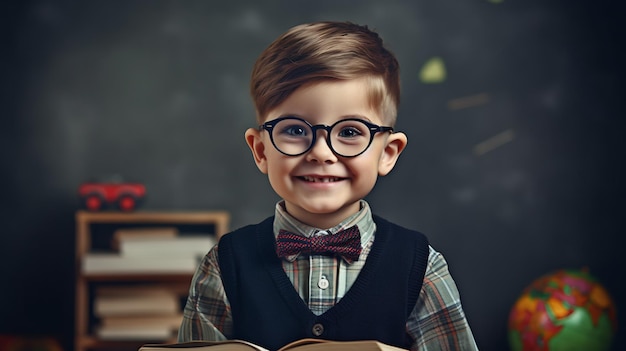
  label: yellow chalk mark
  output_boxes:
[447,93,491,110]
[419,57,446,84]
[474,129,515,156]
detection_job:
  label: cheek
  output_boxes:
[346,157,381,181]
[266,156,297,180]
[266,163,290,196]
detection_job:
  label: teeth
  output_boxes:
[302,176,341,183]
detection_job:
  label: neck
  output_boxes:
[284,202,361,230]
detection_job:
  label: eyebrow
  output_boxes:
[278,114,374,124]
[343,114,373,123]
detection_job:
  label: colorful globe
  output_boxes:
[508,268,617,351]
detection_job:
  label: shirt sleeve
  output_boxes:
[177,245,233,342]
[407,246,479,351]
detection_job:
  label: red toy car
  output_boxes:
[79,182,146,211]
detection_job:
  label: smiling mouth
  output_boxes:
[300,176,344,183]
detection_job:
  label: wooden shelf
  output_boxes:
[78,336,177,350]
[74,210,229,351]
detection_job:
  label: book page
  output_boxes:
[277,339,326,351]
[139,340,269,351]
[278,339,408,351]
[140,339,407,351]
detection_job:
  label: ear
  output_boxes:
[378,132,408,176]
[245,128,269,174]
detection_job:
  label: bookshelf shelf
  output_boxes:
[74,210,229,351]
[78,337,178,350]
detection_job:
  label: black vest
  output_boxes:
[218,215,429,351]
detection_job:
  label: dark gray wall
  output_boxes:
[2,1,624,350]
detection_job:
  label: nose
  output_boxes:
[305,129,337,163]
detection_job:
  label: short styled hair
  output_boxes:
[250,21,401,126]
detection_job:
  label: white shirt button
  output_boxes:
[318,275,329,290]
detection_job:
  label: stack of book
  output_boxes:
[94,285,183,341]
[82,227,217,275]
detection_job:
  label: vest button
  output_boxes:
[311,323,324,336]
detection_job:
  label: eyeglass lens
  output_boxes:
[270,118,374,156]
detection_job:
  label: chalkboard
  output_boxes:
[2,1,623,350]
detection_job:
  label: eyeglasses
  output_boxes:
[260,116,394,157]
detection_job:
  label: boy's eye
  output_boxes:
[338,128,359,138]
[280,125,308,136]
[337,126,364,138]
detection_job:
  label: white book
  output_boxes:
[83,253,199,274]
[96,285,181,297]
[120,235,216,259]
[94,292,179,317]
[97,325,175,340]
[111,227,179,250]
[100,313,183,329]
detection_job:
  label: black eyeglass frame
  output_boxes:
[259,116,394,157]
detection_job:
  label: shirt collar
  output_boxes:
[273,200,375,262]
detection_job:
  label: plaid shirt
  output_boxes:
[179,201,478,350]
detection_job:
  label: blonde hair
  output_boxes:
[250,21,400,125]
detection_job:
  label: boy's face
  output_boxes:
[245,79,407,228]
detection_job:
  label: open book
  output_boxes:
[139,338,408,351]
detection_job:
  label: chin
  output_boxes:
[303,202,359,216]
[301,205,342,214]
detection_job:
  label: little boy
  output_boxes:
[178,21,478,350]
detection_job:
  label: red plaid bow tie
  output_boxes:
[275,225,362,263]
